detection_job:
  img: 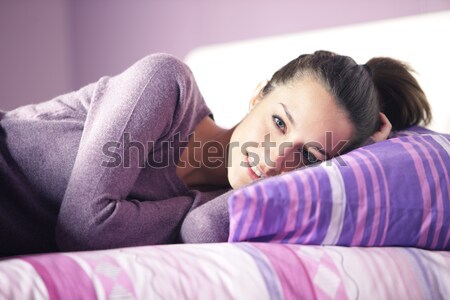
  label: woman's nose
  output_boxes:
[262,144,300,176]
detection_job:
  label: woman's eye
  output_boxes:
[273,115,286,132]
[302,149,319,165]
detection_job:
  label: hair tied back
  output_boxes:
[362,63,373,78]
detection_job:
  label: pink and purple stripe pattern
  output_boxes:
[228,129,450,250]
[1,243,449,300]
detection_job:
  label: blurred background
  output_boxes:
[1,0,449,110]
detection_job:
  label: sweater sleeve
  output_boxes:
[55,54,200,251]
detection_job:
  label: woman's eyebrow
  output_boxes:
[279,102,295,126]
[278,102,330,159]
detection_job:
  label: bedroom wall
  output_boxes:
[1,0,449,110]
[0,0,72,111]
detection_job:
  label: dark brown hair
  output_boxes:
[261,50,431,151]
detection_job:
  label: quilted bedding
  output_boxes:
[1,242,449,300]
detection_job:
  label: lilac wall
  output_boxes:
[0,0,72,110]
[1,0,449,110]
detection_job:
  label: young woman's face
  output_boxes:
[227,77,354,189]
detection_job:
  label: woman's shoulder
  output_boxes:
[127,53,212,131]
[128,53,195,87]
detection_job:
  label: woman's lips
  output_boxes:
[244,154,266,181]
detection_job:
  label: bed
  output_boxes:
[1,10,449,300]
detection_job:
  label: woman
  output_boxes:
[0,51,430,256]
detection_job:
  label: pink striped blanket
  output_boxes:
[1,243,449,300]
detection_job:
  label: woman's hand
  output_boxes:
[370,112,392,143]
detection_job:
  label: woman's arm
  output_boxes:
[55,54,198,251]
[180,189,234,243]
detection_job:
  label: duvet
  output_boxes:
[1,242,449,300]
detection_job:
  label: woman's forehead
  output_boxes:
[270,79,354,152]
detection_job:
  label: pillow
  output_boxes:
[227,126,450,250]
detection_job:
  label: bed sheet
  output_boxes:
[1,243,449,300]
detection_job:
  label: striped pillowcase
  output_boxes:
[227,127,450,250]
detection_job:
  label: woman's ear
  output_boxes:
[248,80,268,111]
[371,112,392,142]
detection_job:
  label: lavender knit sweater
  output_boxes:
[0,54,230,256]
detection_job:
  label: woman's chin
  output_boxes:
[227,176,239,189]
[227,170,245,190]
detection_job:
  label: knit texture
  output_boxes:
[0,54,228,256]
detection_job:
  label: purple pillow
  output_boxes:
[227,127,450,250]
